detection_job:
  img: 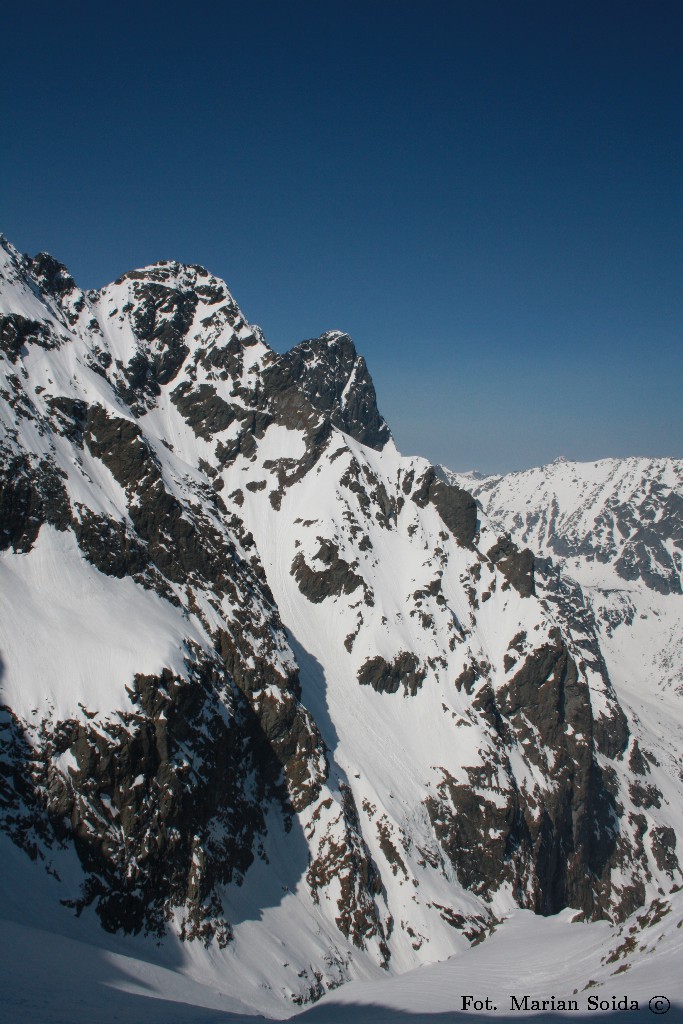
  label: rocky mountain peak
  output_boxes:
[28,251,78,301]
[110,258,230,297]
[99,259,243,338]
[76,259,266,415]
[264,330,391,450]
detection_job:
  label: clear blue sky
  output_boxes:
[3,1,682,473]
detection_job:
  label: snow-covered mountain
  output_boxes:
[1,234,681,1019]
[446,456,683,934]
[445,457,682,719]
[448,456,682,595]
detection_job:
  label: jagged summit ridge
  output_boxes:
[0,236,390,449]
[1,235,681,1013]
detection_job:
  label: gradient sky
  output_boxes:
[3,1,682,473]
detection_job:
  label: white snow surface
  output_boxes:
[0,525,207,720]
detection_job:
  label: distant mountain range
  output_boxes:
[1,234,681,1017]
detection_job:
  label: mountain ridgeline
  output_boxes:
[0,235,681,1008]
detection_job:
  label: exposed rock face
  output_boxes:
[0,233,680,1010]
[50,661,265,942]
[427,636,631,920]
[217,627,328,812]
[291,541,367,605]
[1,314,57,362]
[357,652,426,696]
[307,784,388,958]
[262,332,391,450]
[486,533,535,596]
[171,382,236,439]
[0,451,71,551]
[411,466,478,546]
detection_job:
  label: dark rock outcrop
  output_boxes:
[357,652,426,696]
[307,783,388,960]
[0,450,71,552]
[171,382,237,439]
[427,639,627,920]
[486,533,535,597]
[31,658,282,943]
[411,468,478,547]
[291,541,367,604]
[1,314,57,362]
[263,332,391,450]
